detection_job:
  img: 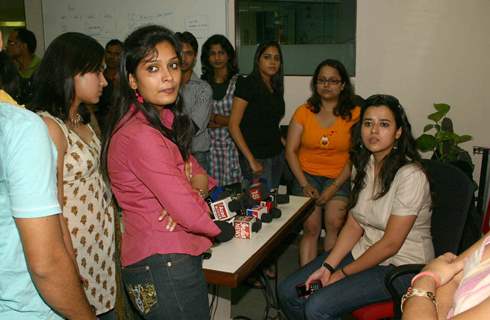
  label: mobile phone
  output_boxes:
[296,281,322,297]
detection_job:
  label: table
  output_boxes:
[203,195,314,319]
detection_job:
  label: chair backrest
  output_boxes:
[423,159,475,256]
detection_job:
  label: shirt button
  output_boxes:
[167,262,172,267]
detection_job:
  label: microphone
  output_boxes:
[264,188,283,219]
[270,207,282,219]
[248,178,269,203]
[276,194,290,204]
[214,220,234,243]
[209,196,236,221]
[246,204,272,223]
[234,215,261,239]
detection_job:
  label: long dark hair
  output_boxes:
[29,32,104,123]
[307,59,355,119]
[101,25,192,179]
[250,41,284,95]
[349,94,424,209]
[200,34,238,83]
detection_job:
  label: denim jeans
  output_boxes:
[290,171,350,199]
[240,151,284,192]
[192,151,210,174]
[278,252,411,320]
[122,254,210,320]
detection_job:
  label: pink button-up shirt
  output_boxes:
[108,106,220,266]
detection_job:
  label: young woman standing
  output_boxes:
[102,25,220,319]
[201,35,242,186]
[30,32,116,318]
[229,41,285,191]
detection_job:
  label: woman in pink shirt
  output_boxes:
[101,25,220,319]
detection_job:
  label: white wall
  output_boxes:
[229,0,490,182]
[355,0,490,181]
[26,0,490,181]
[23,0,44,55]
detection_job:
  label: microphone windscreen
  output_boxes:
[270,207,282,219]
[276,194,290,204]
[261,213,272,223]
[216,190,231,201]
[252,219,262,232]
[214,220,234,243]
[228,199,242,213]
[241,194,256,208]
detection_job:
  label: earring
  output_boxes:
[393,140,399,150]
[135,91,144,104]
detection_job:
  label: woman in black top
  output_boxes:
[229,41,285,191]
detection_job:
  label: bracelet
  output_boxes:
[322,262,335,274]
[411,271,441,288]
[340,267,349,277]
[401,286,437,313]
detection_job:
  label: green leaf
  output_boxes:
[416,134,436,152]
[434,103,450,114]
[428,111,445,123]
[456,135,472,143]
[423,124,434,132]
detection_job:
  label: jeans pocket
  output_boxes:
[122,264,159,316]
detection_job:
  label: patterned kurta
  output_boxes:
[40,112,116,314]
[208,75,242,186]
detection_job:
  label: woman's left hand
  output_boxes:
[422,252,466,287]
[158,209,177,231]
[315,186,336,206]
[249,158,264,176]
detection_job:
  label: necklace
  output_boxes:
[320,135,329,146]
[69,113,82,128]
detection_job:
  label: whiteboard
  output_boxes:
[42,0,228,72]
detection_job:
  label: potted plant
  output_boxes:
[416,103,474,173]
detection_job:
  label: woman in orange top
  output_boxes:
[286,59,360,266]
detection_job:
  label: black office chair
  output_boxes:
[383,159,476,318]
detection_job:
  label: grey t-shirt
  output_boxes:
[181,73,213,152]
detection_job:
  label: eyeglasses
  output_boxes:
[316,78,342,86]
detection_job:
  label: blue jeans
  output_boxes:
[278,252,411,320]
[290,171,350,199]
[122,254,210,320]
[240,151,284,192]
[192,151,210,174]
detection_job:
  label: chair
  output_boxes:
[351,160,475,320]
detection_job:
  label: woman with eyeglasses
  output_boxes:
[285,59,360,267]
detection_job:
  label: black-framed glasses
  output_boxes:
[316,78,342,86]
